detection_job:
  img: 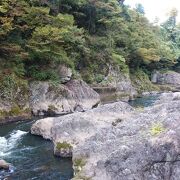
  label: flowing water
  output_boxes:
[0,120,73,180]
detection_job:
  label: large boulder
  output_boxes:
[29,80,100,116]
[151,71,180,91]
[31,92,180,180]
[31,101,134,142]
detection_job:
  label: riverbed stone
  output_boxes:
[31,92,180,180]
[0,160,10,170]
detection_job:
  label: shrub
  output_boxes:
[150,123,165,136]
[56,142,72,150]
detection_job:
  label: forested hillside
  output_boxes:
[0,0,180,83]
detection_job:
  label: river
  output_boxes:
[0,119,73,180]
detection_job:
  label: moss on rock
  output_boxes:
[73,158,89,180]
[54,142,73,157]
[56,142,72,150]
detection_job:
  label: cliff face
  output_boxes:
[152,71,180,91]
[92,66,138,102]
[102,66,137,97]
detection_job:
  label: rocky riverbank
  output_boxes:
[31,92,180,180]
[1,70,180,124]
[0,79,100,124]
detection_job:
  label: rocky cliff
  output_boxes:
[92,66,137,102]
[30,80,100,116]
[1,69,180,123]
[151,71,180,91]
[0,77,100,122]
[31,92,180,180]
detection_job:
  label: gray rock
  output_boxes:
[29,80,100,116]
[108,66,137,97]
[155,92,180,105]
[152,71,180,90]
[96,65,137,100]
[31,92,180,180]
[0,160,10,170]
[142,91,160,96]
[31,101,134,143]
[142,92,151,96]
[57,65,72,83]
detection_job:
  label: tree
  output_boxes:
[162,8,178,42]
[135,3,145,15]
[0,0,178,83]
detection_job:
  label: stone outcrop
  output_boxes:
[106,66,136,96]
[29,80,100,116]
[57,64,72,83]
[0,76,100,122]
[31,101,133,142]
[152,71,180,91]
[93,66,137,103]
[31,92,180,180]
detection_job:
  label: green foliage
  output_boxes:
[0,0,179,84]
[48,105,58,112]
[150,123,166,136]
[56,142,72,150]
[112,53,129,74]
[95,74,104,83]
[73,157,88,179]
[0,105,30,118]
[0,73,29,113]
[74,158,86,168]
[27,67,59,81]
[131,69,159,94]
[9,105,22,116]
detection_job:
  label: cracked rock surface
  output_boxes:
[29,80,100,116]
[31,92,180,180]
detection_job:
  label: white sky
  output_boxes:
[125,0,180,23]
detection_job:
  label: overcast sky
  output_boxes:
[125,0,180,23]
